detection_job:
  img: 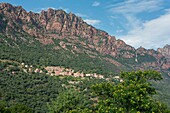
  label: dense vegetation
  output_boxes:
[0,61,64,112]
[0,61,169,112]
[152,73,170,108]
[0,61,108,112]
[0,33,122,75]
[90,71,169,113]
[48,70,170,113]
[0,102,33,113]
[0,34,170,112]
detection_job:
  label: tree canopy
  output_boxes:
[51,70,170,113]
[91,70,170,113]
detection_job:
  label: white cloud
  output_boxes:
[58,7,69,13]
[75,13,88,18]
[32,7,69,13]
[84,19,101,26]
[108,0,169,49]
[116,29,124,33]
[108,0,163,31]
[109,0,162,14]
[92,1,100,7]
[118,12,170,49]
[165,8,170,13]
[124,14,142,29]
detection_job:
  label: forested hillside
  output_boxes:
[0,3,170,113]
[1,61,170,112]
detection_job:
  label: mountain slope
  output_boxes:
[0,3,170,112]
[0,2,169,74]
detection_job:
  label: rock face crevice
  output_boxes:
[0,3,169,72]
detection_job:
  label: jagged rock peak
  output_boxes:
[164,44,170,48]
[157,44,170,58]
[0,2,13,8]
[0,2,14,12]
[0,3,135,56]
[0,2,23,11]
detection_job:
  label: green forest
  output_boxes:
[0,61,170,113]
[0,34,170,113]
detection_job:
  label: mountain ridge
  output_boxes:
[0,2,170,73]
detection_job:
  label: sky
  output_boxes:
[0,0,170,49]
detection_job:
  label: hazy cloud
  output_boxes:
[108,0,163,30]
[84,19,101,26]
[75,13,88,18]
[165,8,170,13]
[57,6,69,12]
[92,1,100,7]
[108,0,168,49]
[118,12,170,49]
[116,29,124,33]
[109,0,162,14]
[32,7,69,13]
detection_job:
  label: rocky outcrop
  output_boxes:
[157,45,170,70]
[0,3,169,73]
[158,45,170,59]
[0,3,133,56]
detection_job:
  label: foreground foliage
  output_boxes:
[48,89,92,113]
[0,102,33,113]
[91,70,170,113]
[52,70,170,113]
[0,61,170,112]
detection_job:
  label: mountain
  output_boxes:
[158,45,170,58]
[0,2,169,74]
[0,3,170,112]
[157,45,170,72]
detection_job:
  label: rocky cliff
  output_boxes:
[157,45,170,70]
[0,3,134,56]
[0,3,169,73]
[158,45,170,59]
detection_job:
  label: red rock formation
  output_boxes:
[158,45,170,59]
[0,3,169,73]
[157,45,170,70]
[1,3,135,59]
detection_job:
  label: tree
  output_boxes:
[0,101,32,113]
[91,70,170,113]
[48,89,92,113]
[9,104,33,113]
[0,101,11,113]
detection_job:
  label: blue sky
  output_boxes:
[0,0,170,49]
